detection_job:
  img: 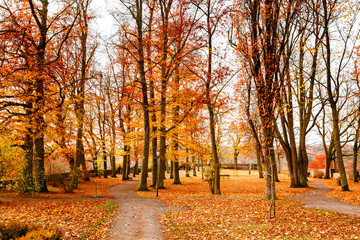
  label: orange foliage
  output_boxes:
[309,153,326,169]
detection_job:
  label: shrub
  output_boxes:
[17,228,62,240]
[313,170,324,179]
[0,221,29,240]
[0,221,61,240]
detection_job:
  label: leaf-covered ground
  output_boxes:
[0,176,122,239]
[1,176,123,199]
[139,172,360,239]
[318,178,360,206]
[0,200,116,239]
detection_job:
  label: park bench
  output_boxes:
[220,174,230,179]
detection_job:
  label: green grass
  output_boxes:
[80,201,117,239]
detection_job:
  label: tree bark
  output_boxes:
[137,0,150,191]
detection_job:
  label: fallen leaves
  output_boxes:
[0,200,117,239]
[319,178,360,206]
[139,173,360,239]
[1,176,124,199]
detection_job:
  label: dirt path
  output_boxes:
[293,180,360,217]
[103,180,174,240]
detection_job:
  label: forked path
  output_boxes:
[293,180,360,217]
[103,180,171,240]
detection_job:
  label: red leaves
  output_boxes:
[309,153,326,169]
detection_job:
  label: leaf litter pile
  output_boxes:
[140,174,360,239]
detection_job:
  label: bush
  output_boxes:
[313,170,324,179]
[0,221,29,240]
[17,228,62,240]
[0,221,61,240]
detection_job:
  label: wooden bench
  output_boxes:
[220,174,230,179]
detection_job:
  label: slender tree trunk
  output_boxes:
[122,145,129,180]
[137,0,150,191]
[323,0,349,191]
[185,148,190,177]
[192,156,197,176]
[353,141,358,182]
[170,161,174,179]
[103,151,107,179]
[255,146,263,178]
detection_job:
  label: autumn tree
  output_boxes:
[320,0,360,191]
[0,0,77,192]
[233,0,300,199]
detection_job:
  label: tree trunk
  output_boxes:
[323,0,349,191]
[173,161,181,184]
[192,156,197,176]
[122,146,129,180]
[353,141,358,182]
[208,103,221,195]
[332,111,349,190]
[151,136,158,187]
[255,147,263,178]
[103,153,107,179]
[34,83,48,193]
[185,149,190,177]
[22,130,34,192]
[234,151,238,170]
[170,160,174,179]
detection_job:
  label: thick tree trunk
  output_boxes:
[22,130,34,192]
[34,83,48,193]
[234,152,238,170]
[173,161,181,184]
[110,155,116,178]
